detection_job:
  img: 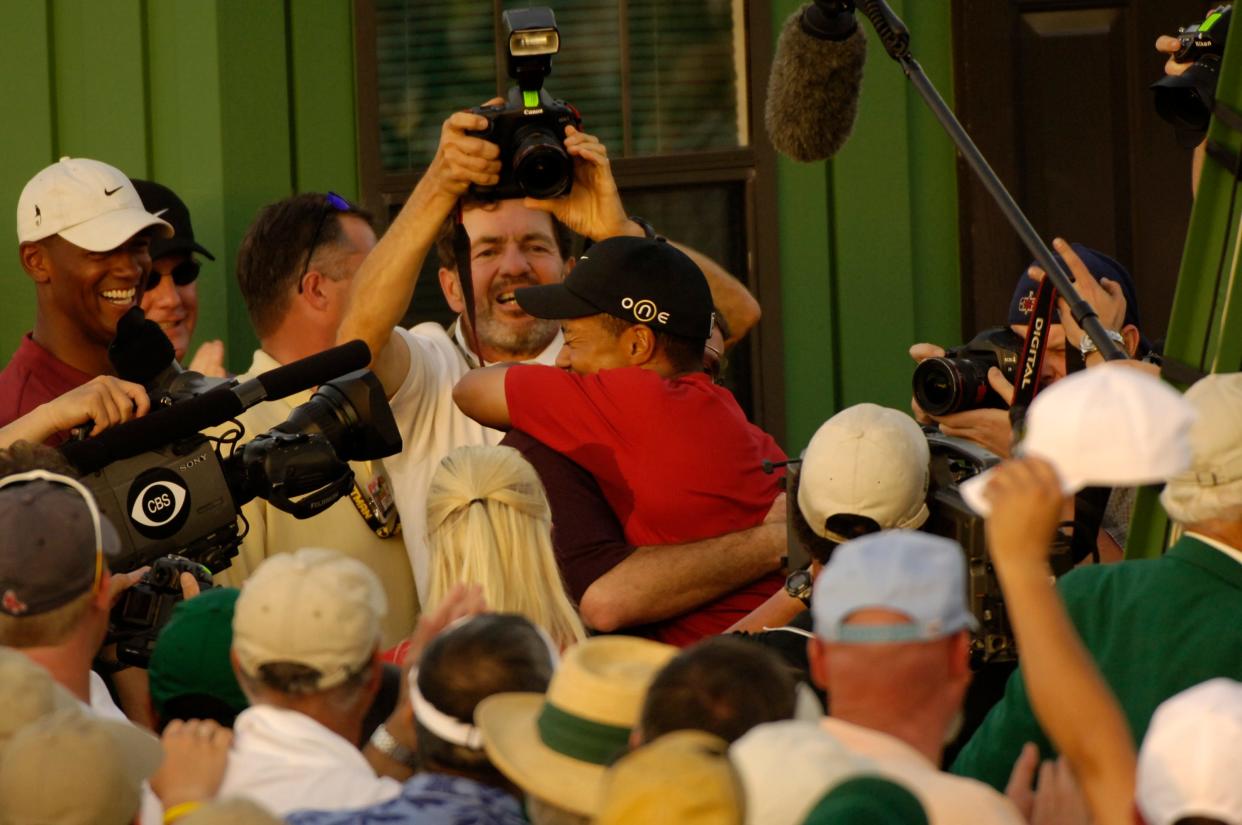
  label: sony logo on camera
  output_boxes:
[126,467,191,539]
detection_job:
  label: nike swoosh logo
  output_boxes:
[104,186,122,196]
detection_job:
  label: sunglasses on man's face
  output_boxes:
[143,259,201,293]
[297,191,355,293]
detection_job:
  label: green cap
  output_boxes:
[801,776,928,825]
[148,587,248,715]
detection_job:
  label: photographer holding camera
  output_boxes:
[340,8,779,620]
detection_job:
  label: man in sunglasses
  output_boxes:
[133,179,227,378]
[217,193,418,647]
[0,158,170,445]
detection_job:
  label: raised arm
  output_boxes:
[524,128,760,346]
[338,108,501,396]
[0,376,150,447]
[983,457,1136,825]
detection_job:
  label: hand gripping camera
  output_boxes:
[468,7,582,200]
[911,327,1023,416]
[1152,5,1233,146]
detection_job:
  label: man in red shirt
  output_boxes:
[0,157,169,444]
[453,236,785,645]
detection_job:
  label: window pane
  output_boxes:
[375,0,496,172]
[375,0,747,171]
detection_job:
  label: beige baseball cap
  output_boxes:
[1160,372,1242,525]
[798,404,930,541]
[596,730,743,825]
[232,547,387,691]
[0,707,163,825]
[16,156,171,251]
[0,647,80,747]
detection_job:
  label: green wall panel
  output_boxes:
[52,0,149,173]
[289,0,360,199]
[0,1,55,364]
[771,0,960,453]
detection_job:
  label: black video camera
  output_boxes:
[111,555,215,668]
[468,7,582,200]
[1152,5,1232,146]
[921,432,1074,664]
[911,327,1023,417]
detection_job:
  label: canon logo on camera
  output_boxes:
[126,468,191,539]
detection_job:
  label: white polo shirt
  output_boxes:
[385,321,560,601]
[215,705,401,816]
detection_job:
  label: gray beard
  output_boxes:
[467,310,559,360]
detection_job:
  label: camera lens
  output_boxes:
[913,357,994,416]
[512,125,573,199]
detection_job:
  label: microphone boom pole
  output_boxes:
[855,0,1128,362]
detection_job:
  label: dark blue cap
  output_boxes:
[1007,244,1148,351]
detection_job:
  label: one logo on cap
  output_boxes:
[126,468,191,539]
[33,206,41,227]
[1018,291,1036,316]
[104,186,122,197]
[621,296,669,325]
[1,589,28,616]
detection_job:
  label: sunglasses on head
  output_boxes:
[143,258,201,293]
[297,191,354,293]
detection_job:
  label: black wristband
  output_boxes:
[627,215,662,242]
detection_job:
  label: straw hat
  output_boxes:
[476,635,676,817]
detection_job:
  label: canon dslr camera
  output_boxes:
[469,7,582,200]
[912,327,1022,416]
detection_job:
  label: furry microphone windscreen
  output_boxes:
[764,4,867,163]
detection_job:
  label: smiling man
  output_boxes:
[0,157,170,444]
[340,106,766,604]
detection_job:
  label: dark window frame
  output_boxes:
[352,0,786,444]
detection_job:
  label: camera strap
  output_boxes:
[1011,276,1058,412]
[453,204,485,366]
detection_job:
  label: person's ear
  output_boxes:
[948,630,972,681]
[1121,324,1142,357]
[439,267,466,314]
[807,637,830,692]
[92,571,113,612]
[625,325,657,365]
[299,270,334,312]
[561,256,576,276]
[20,241,51,284]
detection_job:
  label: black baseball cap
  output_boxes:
[515,236,714,339]
[131,179,216,261]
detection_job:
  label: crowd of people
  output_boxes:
[0,12,1240,825]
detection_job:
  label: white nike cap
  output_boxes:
[16,157,171,252]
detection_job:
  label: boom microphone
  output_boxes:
[62,340,373,475]
[765,2,867,162]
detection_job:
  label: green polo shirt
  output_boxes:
[952,534,1242,789]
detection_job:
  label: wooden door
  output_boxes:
[952,0,1208,341]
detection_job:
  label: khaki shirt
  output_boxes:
[214,349,418,646]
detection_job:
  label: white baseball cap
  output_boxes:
[1137,678,1242,825]
[16,157,171,251]
[961,365,1196,516]
[811,530,979,643]
[232,547,387,691]
[797,404,930,541]
[730,720,871,825]
[1161,373,1242,525]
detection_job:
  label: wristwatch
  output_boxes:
[785,567,814,606]
[1080,328,1125,357]
[369,723,418,769]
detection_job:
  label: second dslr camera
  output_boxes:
[469,7,582,201]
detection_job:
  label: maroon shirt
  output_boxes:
[0,334,95,446]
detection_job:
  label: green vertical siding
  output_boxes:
[0,0,359,374]
[772,0,961,454]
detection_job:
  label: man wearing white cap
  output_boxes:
[215,547,401,815]
[806,530,1024,824]
[0,157,171,443]
[954,371,1242,791]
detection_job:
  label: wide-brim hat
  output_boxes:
[476,635,676,816]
